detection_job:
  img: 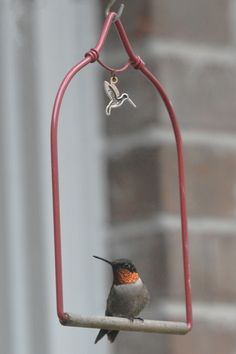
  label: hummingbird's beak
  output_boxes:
[93,255,112,266]
[128,98,136,108]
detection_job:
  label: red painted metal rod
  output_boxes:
[63,314,189,335]
[140,66,192,329]
[51,10,192,331]
[115,20,143,63]
[97,58,131,73]
[51,57,91,320]
[115,18,192,330]
[51,12,117,322]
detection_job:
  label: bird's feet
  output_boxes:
[128,316,144,322]
[118,315,144,322]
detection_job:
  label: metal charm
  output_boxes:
[104,75,136,116]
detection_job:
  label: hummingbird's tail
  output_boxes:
[94,329,119,344]
[105,102,112,116]
[107,330,119,343]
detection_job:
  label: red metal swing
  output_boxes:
[51,1,192,335]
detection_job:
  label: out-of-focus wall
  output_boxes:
[0,1,109,354]
[100,0,236,353]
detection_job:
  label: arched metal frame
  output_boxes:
[51,12,192,335]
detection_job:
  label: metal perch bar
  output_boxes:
[51,11,192,334]
[62,314,189,335]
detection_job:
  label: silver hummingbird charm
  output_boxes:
[93,255,150,344]
[104,75,136,116]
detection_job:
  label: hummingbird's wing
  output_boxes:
[104,81,120,100]
[105,308,112,316]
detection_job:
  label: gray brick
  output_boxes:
[114,330,170,354]
[170,322,236,354]
[108,227,236,303]
[165,230,236,302]
[107,148,161,224]
[159,144,236,218]
[155,55,236,132]
[151,0,232,45]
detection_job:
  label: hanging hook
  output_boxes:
[105,0,125,22]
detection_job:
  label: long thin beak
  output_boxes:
[93,255,112,266]
[128,97,137,108]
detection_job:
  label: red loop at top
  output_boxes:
[97,58,131,73]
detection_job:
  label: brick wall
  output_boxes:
[100,0,236,353]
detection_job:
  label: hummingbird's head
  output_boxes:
[120,93,137,108]
[93,256,140,285]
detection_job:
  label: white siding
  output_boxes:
[0,1,109,353]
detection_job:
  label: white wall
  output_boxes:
[0,1,109,353]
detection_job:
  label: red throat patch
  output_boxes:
[115,269,139,285]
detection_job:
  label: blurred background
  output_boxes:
[1,0,236,353]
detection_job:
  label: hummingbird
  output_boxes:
[104,76,136,116]
[93,255,150,344]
